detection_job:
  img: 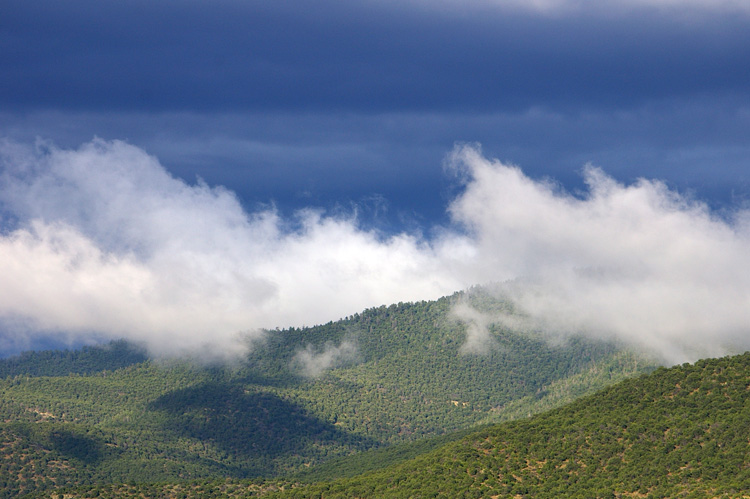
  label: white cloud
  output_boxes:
[2,138,750,364]
[450,301,498,355]
[447,144,750,363]
[0,139,465,358]
[292,339,360,378]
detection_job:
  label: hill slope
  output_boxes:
[0,290,652,497]
[264,351,750,498]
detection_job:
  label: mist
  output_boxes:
[446,145,750,364]
[449,302,499,355]
[292,339,360,378]
[1,138,749,363]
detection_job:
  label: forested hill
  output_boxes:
[264,351,750,498]
[0,289,653,497]
[0,340,147,378]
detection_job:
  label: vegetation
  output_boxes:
[0,339,147,378]
[0,289,656,497]
[265,352,750,498]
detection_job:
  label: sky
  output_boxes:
[1,0,750,363]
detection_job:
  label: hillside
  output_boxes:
[261,351,750,498]
[0,340,148,377]
[0,290,652,497]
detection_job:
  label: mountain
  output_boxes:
[262,351,750,498]
[0,289,652,497]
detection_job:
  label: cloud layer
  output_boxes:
[447,145,750,363]
[3,0,748,114]
[1,139,750,363]
[0,139,464,357]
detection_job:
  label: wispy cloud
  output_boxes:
[449,301,498,355]
[292,339,360,378]
[2,138,750,363]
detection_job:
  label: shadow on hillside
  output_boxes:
[148,382,373,460]
[233,370,300,388]
[49,430,105,464]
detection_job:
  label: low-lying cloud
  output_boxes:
[0,139,465,358]
[292,339,360,378]
[1,138,750,364]
[449,302,499,355]
[446,145,750,363]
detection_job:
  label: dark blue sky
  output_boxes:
[2,0,750,229]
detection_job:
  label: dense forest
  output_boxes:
[260,351,750,498]
[20,350,750,498]
[0,289,656,497]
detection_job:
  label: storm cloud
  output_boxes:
[2,0,748,114]
[2,0,749,247]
